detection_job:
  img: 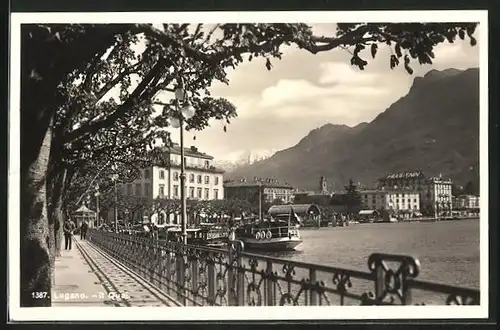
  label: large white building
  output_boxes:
[378,171,453,216]
[114,144,225,224]
[120,144,224,201]
[361,189,421,217]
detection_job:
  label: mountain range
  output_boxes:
[227,68,480,191]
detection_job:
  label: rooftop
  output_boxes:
[161,144,214,160]
[224,178,293,189]
[360,188,420,194]
[382,171,426,180]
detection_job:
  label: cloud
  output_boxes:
[259,79,388,108]
[318,62,378,85]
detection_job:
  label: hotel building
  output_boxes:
[378,171,453,216]
[361,189,421,216]
[115,144,225,223]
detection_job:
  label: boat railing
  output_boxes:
[249,226,296,238]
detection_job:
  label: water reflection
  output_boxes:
[257,249,305,259]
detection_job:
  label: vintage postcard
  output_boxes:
[8,10,489,321]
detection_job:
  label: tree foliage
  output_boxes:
[344,178,362,214]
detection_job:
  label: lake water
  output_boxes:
[259,219,480,289]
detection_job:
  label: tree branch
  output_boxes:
[63,58,167,143]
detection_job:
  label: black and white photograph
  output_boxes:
[8,10,488,321]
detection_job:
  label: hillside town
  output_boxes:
[86,143,481,231]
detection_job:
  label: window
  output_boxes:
[127,184,132,195]
[205,160,209,168]
[205,175,210,184]
[197,187,202,199]
[135,184,142,196]
[144,169,150,179]
[189,174,194,183]
[159,170,165,180]
[414,198,417,202]
[144,183,150,196]
[204,188,210,199]
[197,175,202,184]
[173,185,179,198]
[159,184,165,197]
[173,172,179,181]
[189,187,195,198]
[215,176,219,185]
[214,189,219,199]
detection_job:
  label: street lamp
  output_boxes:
[169,85,197,245]
[94,184,100,228]
[110,166,119,233]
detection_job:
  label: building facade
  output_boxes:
[361,189,421,216]
[452,194,480,211]
[224,178,294,205]
[378,171,453,216]
[114,145,225,223]
[120,145,225,201]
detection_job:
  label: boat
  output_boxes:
[234,218,303,251]
[158,225,228,248]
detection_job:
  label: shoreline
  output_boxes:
[300,216,480,229]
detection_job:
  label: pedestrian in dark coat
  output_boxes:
[63,219,76,250]
[80,221,89,240]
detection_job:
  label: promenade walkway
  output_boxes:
[52,237,179,307]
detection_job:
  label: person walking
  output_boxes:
[80,221,88,240]
[63,218,76,250]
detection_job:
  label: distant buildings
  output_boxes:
[452,194,480,215]
[360,189,421,217]
[224,177,294,205]
[377,171,453,216]
[293,176,333,205]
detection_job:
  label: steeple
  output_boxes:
[320,176,328,194]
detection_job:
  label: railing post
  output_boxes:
[192,254,199,304]
[401,260,413,305]
[309,268,317,306]
[207,252,215,306]
[374,263,385,303]
[227,242,235,306]
[165,250,172,296]
[265,260,274,306]
[176,245,186,306]
[236,250,245,306]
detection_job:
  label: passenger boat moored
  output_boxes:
[234,207,303,251]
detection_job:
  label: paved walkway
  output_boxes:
[52,237,179,307]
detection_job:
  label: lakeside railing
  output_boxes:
[87,229,480,306]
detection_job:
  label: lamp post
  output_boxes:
[110,167,119,233]
[168,85,197,245]
[94,185,100,228]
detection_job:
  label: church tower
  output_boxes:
[320,176,328,194]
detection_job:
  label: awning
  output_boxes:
[359,210,378,215]
[268,204,321,216]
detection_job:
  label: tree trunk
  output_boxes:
[20,118,53,307]
[49,167,67,259]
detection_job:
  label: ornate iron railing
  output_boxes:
[87,229,480,306]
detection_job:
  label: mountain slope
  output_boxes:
[228,68,480,191]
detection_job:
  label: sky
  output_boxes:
[160,24,480,163]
